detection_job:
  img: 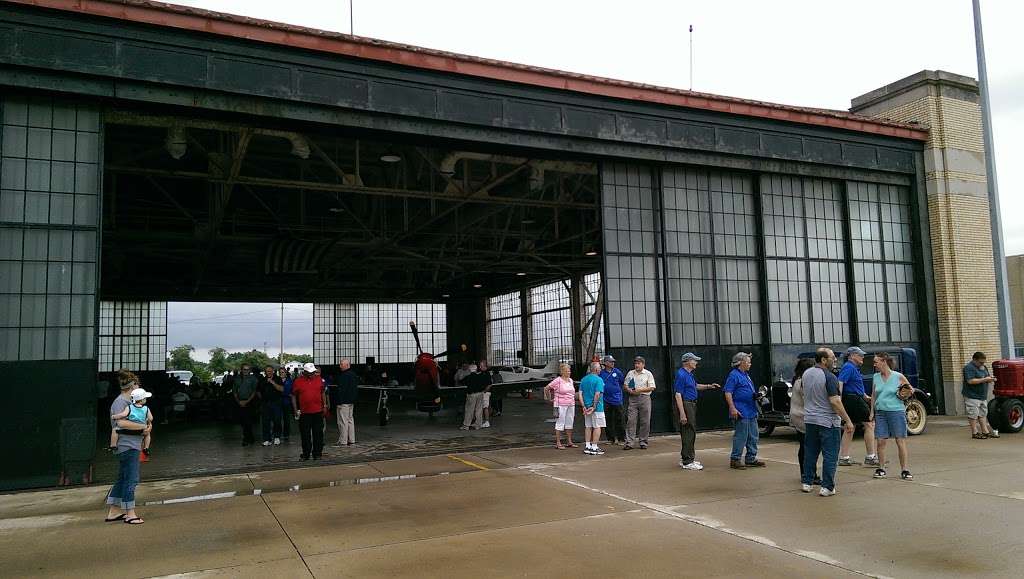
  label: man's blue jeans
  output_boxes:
[802,423,841,491]
[106,449,141,509]
[262,399,283,442]
[730,417,759,463]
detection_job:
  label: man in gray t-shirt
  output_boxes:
[799,348,854,496]
[962,351,998,439]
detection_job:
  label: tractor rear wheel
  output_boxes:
[1001,399,1024,433]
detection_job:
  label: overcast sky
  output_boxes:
[168,302,313,362]
[165,0,1023,356]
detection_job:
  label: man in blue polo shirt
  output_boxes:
[600,355,627,445]
[837,346,878,467]
[673,352,720,471]
[724,352,765,469]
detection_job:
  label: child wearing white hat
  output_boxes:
[111,388,154,458]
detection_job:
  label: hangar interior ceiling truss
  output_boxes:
[101,110,603,302]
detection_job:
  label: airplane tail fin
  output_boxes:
[541,358,560,376]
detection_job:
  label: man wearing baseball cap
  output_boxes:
[673,353,720,471]
[623,356,656,450]
[837,347,878,467]
[291,362,329,460]
[599,355,627,445]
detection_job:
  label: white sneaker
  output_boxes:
[593,446,605,455]
[482,421,491,428]
[681,462,704,471]
[583,447,595,455]
[801,484,813,493]
[819,487,836,497]
[261,441,271,447]
[273,438,281,445]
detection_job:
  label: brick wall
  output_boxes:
[853,72,999,415]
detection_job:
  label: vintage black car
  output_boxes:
[757,347,935,436]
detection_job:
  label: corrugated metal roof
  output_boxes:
[9,0,929,141]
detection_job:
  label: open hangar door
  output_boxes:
[96,108,604,478]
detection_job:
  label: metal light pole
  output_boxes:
[688,24,693,91]
[349,0,354,35]
[280,302,285,363]
[972,0,1014,358]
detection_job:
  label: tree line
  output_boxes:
[168,345,314,382]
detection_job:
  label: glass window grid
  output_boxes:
[659,167,758,347]
[529,308,572,364]
[885,263,918,342]
[527,281,573,364]
[758,176,850,345]
[486,290,522,367]
[97,301,166,372]
[804,179,846,261]
[662,167,712,255]
[853,262,887,343]
[601,162,656,255]
[709,171,757,258]
[1,98,100,362]
[715,258,762,345]
[315,302,445,365]
[605,254,659,348]
[665,256,716,346]
[809,261,851,343]
[848,181,917,343]
[601,163,661,349]
[761,175,806,259]
[766,259,810,344]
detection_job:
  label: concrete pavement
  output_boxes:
[1,417,1021,578]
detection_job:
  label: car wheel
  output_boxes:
[1001,399,1024,433]
[758,422,775,437]
[906,399,927,436]
[988,399,1004,431]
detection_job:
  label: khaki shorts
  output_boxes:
[965,398,988,419]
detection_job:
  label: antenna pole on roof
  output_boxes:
[349,0,354,35]
[688,24,694,91]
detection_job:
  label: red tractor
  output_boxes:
[989,359,1024,433]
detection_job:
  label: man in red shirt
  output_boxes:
[291,362,329,460]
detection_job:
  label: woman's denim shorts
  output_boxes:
[874,409,908,439]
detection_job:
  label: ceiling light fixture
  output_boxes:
[328,207,344,213]
[380,150,402,163]
[516,272,526,276]
[441,293,451,298]
[585,249,599,256]
[521,219,536,225]
[472,283,483,288]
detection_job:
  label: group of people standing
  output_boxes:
[789,347,915,496]
[230,360,359,460]
[540,346,928,500]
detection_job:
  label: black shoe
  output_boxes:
[242,441,250,447]
[143,448,151,457]
[812,477,822,486]
[300,455,310,461]
[313,456,322,460]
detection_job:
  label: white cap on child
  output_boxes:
[130,388,153,403]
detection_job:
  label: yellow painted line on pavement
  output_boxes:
[446,454,490,471]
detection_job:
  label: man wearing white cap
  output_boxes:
[291,362,329,460]
[673,353,720,470]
